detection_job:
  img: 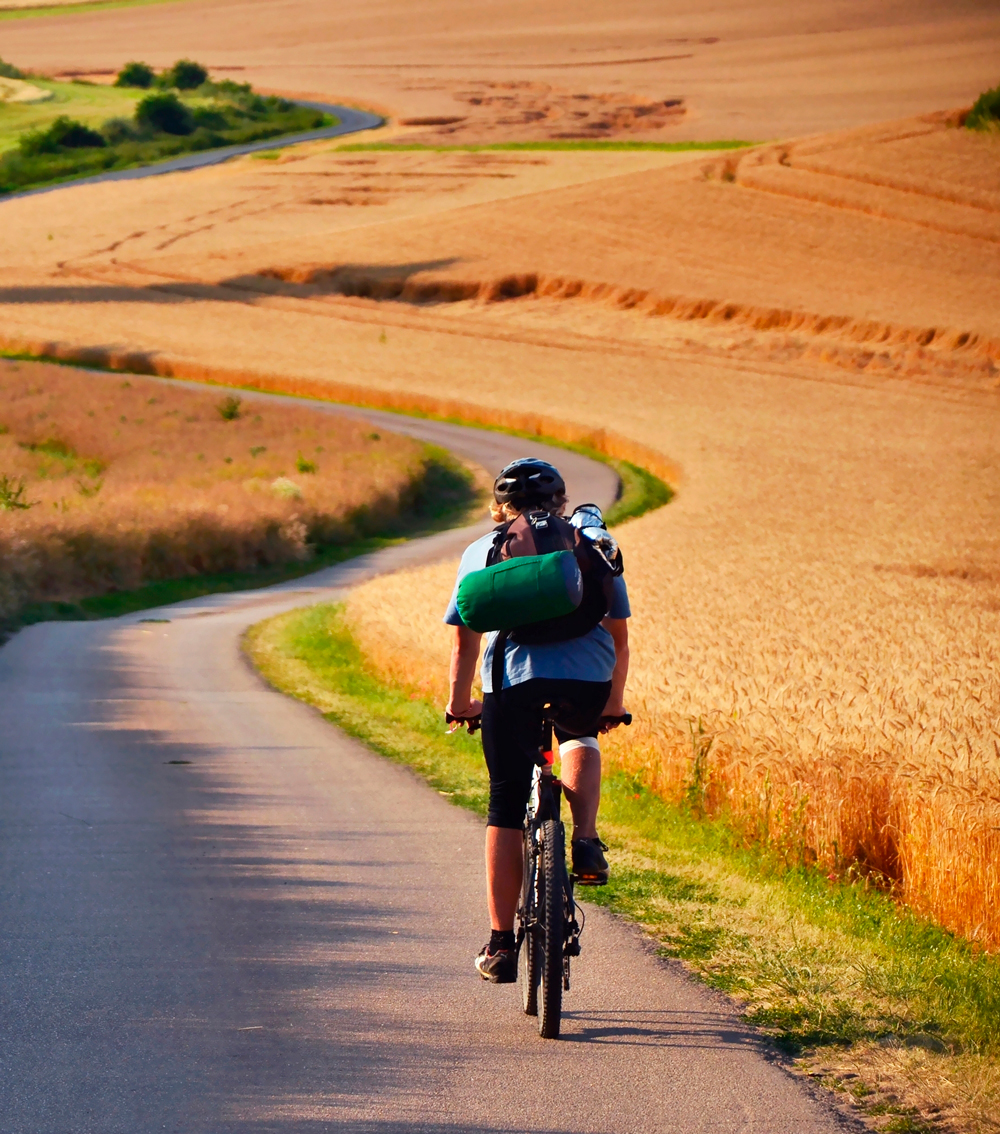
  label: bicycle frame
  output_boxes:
[517,717,582,1029]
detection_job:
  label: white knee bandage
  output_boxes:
[558,736,601,757]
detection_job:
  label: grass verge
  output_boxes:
[335,140,755,153]
[0,0,189,22]
[12,536,401,626]
[965,85,1000,131]
[384,411,672,526]
[247,603,1000,1134]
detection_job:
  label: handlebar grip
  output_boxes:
[600,712,632,727]
[445,711,482,734]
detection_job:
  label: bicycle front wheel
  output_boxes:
[520,828,539,1017]
[538,819,565,1039]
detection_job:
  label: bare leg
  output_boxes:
[485,826,523,931]
[560,739,601,841]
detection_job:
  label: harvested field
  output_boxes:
[2,0,999,141]
[0,359,443,623]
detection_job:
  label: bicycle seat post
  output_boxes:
[541,715,555,773]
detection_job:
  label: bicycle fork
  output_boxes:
[540,720,583,990]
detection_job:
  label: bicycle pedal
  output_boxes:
[572,872,608,886]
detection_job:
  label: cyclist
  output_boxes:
[444,458,631,983]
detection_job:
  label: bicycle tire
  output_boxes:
[538,818,565,1039]
[520,829,539,1016]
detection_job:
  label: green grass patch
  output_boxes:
[336,139,755,153]
[0,0,190,22]
[247,603,1000,1124]
[966,84,1000,131]
[603,457,672,526]
[0,74,333,194]
[304,404,672,527]
[0,78,144,155]
[14,536,402,627]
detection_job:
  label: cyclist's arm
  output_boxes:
[602,616,629,719]
[447,624,483,717]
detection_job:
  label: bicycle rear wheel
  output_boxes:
[520,829,539,1016]
[538,819,565,1039]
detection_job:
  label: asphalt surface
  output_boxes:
[3,102,383,202]
[0,408,853,1133]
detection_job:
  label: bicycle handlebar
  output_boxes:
[602,712,632,727]
[445,711,482,734]
[445,711,632,735]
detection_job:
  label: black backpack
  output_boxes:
[485,510,623,698]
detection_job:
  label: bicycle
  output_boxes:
[518,710,630,1039]
[445,706,631,1039]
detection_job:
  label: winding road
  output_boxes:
[0,398,852,1132]
[4,101,383,201]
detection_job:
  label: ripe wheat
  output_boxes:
[342,523,1000,949]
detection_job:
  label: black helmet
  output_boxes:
[493,458,565,509]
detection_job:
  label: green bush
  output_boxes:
[19,116,106,156]
[966,84,1000,130]
[0,57,26,80]
[190,105,229,130]
[114,61,155,89]
[162,59,208,90]
[1,86,330,195]
[135,92,193,136]
[100,117,141,145]
[216,395,242,421]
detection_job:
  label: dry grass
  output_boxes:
[0,358,431,621]
[342,531,1000,953]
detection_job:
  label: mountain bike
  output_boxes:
[517,711,631,1039]
[445,705,631,1039]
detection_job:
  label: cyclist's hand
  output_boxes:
[445,699,483,734]
[599,707,631,733]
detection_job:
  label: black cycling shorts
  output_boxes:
[480,677,612,830]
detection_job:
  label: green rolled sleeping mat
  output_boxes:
[456,550,584,633]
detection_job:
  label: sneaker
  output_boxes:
[572,837,609,885]
[475,942,517,983]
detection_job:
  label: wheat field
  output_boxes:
[343,492,1000,949]
[0,359,431,622]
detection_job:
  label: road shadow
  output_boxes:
[560,1007,760,1051]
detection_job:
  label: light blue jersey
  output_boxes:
[443,530,631,692]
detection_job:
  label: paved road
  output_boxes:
[0,408,852,1133]
[3,101,383,202]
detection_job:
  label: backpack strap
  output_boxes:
[491,629,508,697]
[486,521,513,567]
[487,524,512,694]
